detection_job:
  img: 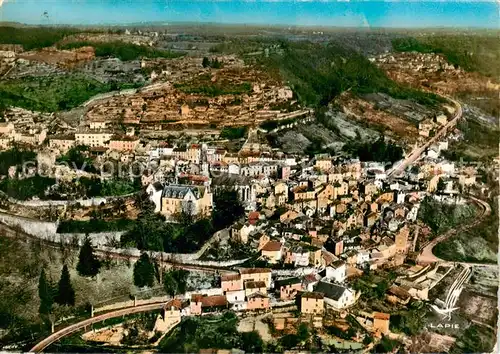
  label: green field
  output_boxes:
[0,75,141,112]
[0,26,83,50]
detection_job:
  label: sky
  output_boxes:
[0,0,498,28]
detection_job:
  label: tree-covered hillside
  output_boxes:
[254,41,444,107]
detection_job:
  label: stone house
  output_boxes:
[245,281,267,297]
[261,240,283,263]
[240,268,272,288]
[221,273,243,292]
[190,294,229,315]
[246,293,270,311]
[109,134,140,152]
[300,292,325,315]
[154,299,189,333]
[231,222,255,244]
[48,134,75,154]
[372,312,390,337]
[274,277,302,300]
[160,184,213,218]
[323,260,346,283]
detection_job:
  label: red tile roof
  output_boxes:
[302,291,324,299]
[240,268,271,275]
[262,241,282,252]
[374,312,390,320]
[191,294,228,308]
[201,295,228,308]
[164,299,184,310]
[245,281,266,289]
[221,273,241,282]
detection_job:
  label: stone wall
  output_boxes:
[6,193,137,208]
[0,210,247,267]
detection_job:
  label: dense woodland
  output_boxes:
[255,41,445,107]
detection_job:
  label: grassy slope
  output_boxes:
[442,118,500,162]
[433,201,498,263]
[0,75,140,112]
[0,26,82,50]
[0,236,135,346]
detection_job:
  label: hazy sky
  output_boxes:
[0,0,498,28]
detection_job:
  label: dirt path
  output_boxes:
[237,313,272,342]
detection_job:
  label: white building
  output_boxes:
[315,281,356,310]
[146,182,163,213]
[225,289,246,303]
[324,261,346,283]
[356,251,370,265]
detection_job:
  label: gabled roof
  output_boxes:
[164,299,188,310]
[240,268,271,275]
[301,291,324,300]
[314,281,349,301]
[191,294,228,308]
[274,277,301,288]
[162,184,204,199]
[262,241,282,252]
[245,281,266,289]
[221,273,241,282]
[247,292,268,299]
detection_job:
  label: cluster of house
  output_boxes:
[83,54,300,129]
[0,108,52,149]
[140,131,481,270]
[418,112,451,138]
[154,265,391,338]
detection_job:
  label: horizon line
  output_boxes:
[1,20,499,31]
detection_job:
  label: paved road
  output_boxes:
[29,302,165,353]
[387,96,462,178]
[417,196,491,265]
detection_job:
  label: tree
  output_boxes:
[240,331,264,353]
[202,57,210,68]
[437,178,446,192]
[55,265,75,306]
[76,236,101,277]
[133,253,155,288]
[212,189,245,230]
[38,269,54,315]
[163,269,189,296]
[297,322,310,342]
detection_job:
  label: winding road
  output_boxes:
[0,221,236,275]
[387,96,463,178]
[417,196,492,265]
[29,302,165,353]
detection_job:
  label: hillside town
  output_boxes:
[0,23,497,354]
